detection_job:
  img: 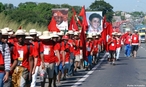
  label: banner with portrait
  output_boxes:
[52,8,68,30]
[86,11,103,34]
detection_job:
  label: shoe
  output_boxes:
[77,67,81,69]
[116,59,119,61]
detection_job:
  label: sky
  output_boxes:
[0,0,146,12]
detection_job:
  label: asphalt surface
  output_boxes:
[79,43,146,87]
[36,43,146,87]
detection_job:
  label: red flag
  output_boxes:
[101,16,113,51]
[80,24,87,61]
[79,6,88,31]
[72,7,82,26]
[48,17,60,32]
[68,15,78,31]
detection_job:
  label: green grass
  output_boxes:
[0,13,47,32]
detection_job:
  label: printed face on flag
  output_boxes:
[52,8,68,30]
[86,11,103,34]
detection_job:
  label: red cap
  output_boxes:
[62,35,69,40]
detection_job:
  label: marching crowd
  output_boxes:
[0,27,140,87]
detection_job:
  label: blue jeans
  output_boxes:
[125,44,131,57]
[0,72,5,87]
[68,59,74,75]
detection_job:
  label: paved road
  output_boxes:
[36,43,146,87]
[78,44,146,87]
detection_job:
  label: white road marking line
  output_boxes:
[71,53,107,87]
[140,46,146,51]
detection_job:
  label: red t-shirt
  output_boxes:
[54,42,61,63]
[86,41,93,56]
[74,40,80,55]
[14,43,34,69]
[32,41,41,66]
[92,40,99,54]
[40,41,56,63]
[68,39,74,53]
[116,38,122,48]
[99,38,104,45]
[108,38,117,51]
[61,41,70,63]
[8,38,14,44]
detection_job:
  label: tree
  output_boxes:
[89,0,114,22]
[0,2,5,13]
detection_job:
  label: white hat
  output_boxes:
[29,29,37,35]
[68,30,74,34]
[92,33,97,36]
[37,31,42,37]
[1,29,8,35]
[58,31,64,36]
[15,30,25,35]
[8,31,14,35]
[25,32,29,36]
[117,33,121,35]
[74,31,79,36]
[3,27,13,32]
[25,36,33,39]
[39,31,51,39]
[51,32,59,38]
[134,30,138,32]
[97,32,101,35]
[87,34,92,38]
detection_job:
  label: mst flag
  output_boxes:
[101,16,113,51]
[79,6,88,31]
[48,17,60,32]
[80,24,87,61]
[68,15,78,31]
[72,7,82,26]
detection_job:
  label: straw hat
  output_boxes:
[68,30,74,35]
[3,27,13,32]
[74,31,79,36]
[87,34,92,38]
[37,31,42,37]
[25,36,33,39]
[58,31,64,36]
[29,29,37,35]
[25,32,29,36]
[1,29,8,35]
[15,30,26,35]
[39,31,51,39]
[51,32,59,38]
[8,31,14,35]
[117,33,121,36]
[97,32,101,35]
[134,30,138,32]
[92,33,97,36]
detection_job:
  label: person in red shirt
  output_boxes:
[67,30,75,76]
[39,31,56,87]
[107,32,117,65]
[123,31,132,57]
[12,30,34,87]
[85,34,93,70]
[73,32,81,72]
[51,32,61,87]
[116,33,122,61]
[27,29,42,87]
[92,33,99,64]
[131,30,140,58]
[61,35,70,80]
